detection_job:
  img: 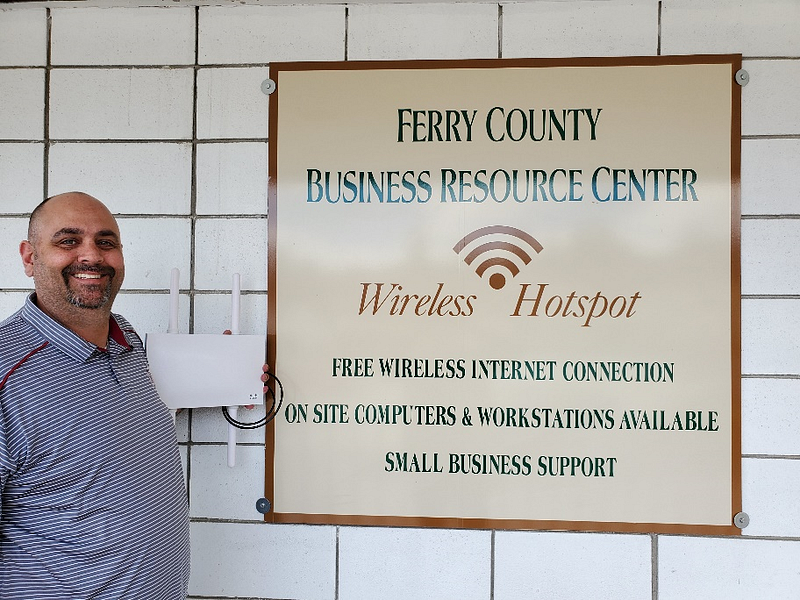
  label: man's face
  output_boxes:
[20,194,125,316]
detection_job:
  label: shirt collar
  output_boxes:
[22,293,131,362]
[108,317,130,348]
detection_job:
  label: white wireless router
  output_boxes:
[145,269,266,467]
[145,332,265,410]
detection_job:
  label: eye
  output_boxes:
[57,238,78,246]
[97,239,120,249]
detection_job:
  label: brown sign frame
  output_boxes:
[265,55,742,536]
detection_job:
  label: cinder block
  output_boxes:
[113,291,190,336]
[193,291,267,335]
[742,139,800,215]
[742,60,800,136]
[196,67,270,140]
[0,9,47,66]
[741,220,800,295]
[190,404,266,445]
[662,0,800,56]
[496,530,650,600]
[193,218,267,290]
[175,410,189,443]
[339,526,491,600]
[742,378,800,456]
[659,536,800,599]
[0,69,44,140]
[741,298,800,375]
[196,142,268,215]
[0,218,32,289]
[50,68,194,140]
[189,445,265,520]
[199,5,345,64]
[51,7,195,66]
[115,217,191,290]
[503,1,657,58]
[189,522,336,599]
[48,142,192,215]
[0,143,44,210]
[348,4,498,60]
[742,457,800,537]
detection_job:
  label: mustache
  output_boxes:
[62,265,117,278]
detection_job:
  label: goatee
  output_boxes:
[62,265,117,309]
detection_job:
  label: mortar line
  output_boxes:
[335,526,341,600]
[490,529,496,600]
[344,5,349,62]
[43,8,52,200]
[657,1,662,56]
[651,533,659,600]
[497,4,503,60]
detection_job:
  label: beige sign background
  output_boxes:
[267,56,742,535]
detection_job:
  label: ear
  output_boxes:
[20,240,35,278]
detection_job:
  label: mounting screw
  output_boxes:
[735,69,749,87]
[734,511,749,529]
[256,497,272,514]
[261,78,276,95]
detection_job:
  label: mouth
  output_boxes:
[61,266,118,309]
[64,266,115,280]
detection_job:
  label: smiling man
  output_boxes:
[0,192,190,599]
[20,192,126,344]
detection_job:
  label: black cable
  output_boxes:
[221,370,284,429]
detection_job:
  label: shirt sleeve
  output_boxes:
[0,410,9,519]
[0,395,23,521]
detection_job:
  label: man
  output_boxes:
[0,192,190,599]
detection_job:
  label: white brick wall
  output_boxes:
[0,8,47,66]
[340,527,492,600]
[494,531,651,599]
[348,3,499,60]
[0,69,44,139]
[659,537,800,600]
[50,68,195,139]
[48,142,193,213]
[50,7,196,66]
[1,2,798,599]
[0,142,44,207]
[502,1,658,58]
[196,142,268,214]
[196,67,270,139]
[198,5,345,64]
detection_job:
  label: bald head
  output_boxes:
[28,192,115,243]
[20,191,125,330]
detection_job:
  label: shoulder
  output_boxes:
[0,309,48,388]
[0,306,24,335]
[0,309,41,362]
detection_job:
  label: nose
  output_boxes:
[77,240,104,264]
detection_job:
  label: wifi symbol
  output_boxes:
[453,225,543,290]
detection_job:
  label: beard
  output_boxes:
[62,264,117,309]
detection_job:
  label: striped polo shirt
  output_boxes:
[0,295,190,600]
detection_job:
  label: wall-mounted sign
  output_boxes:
[266,55,742,535]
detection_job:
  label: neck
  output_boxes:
[34,295,112,347]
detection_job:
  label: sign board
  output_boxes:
[266,56,742,535]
